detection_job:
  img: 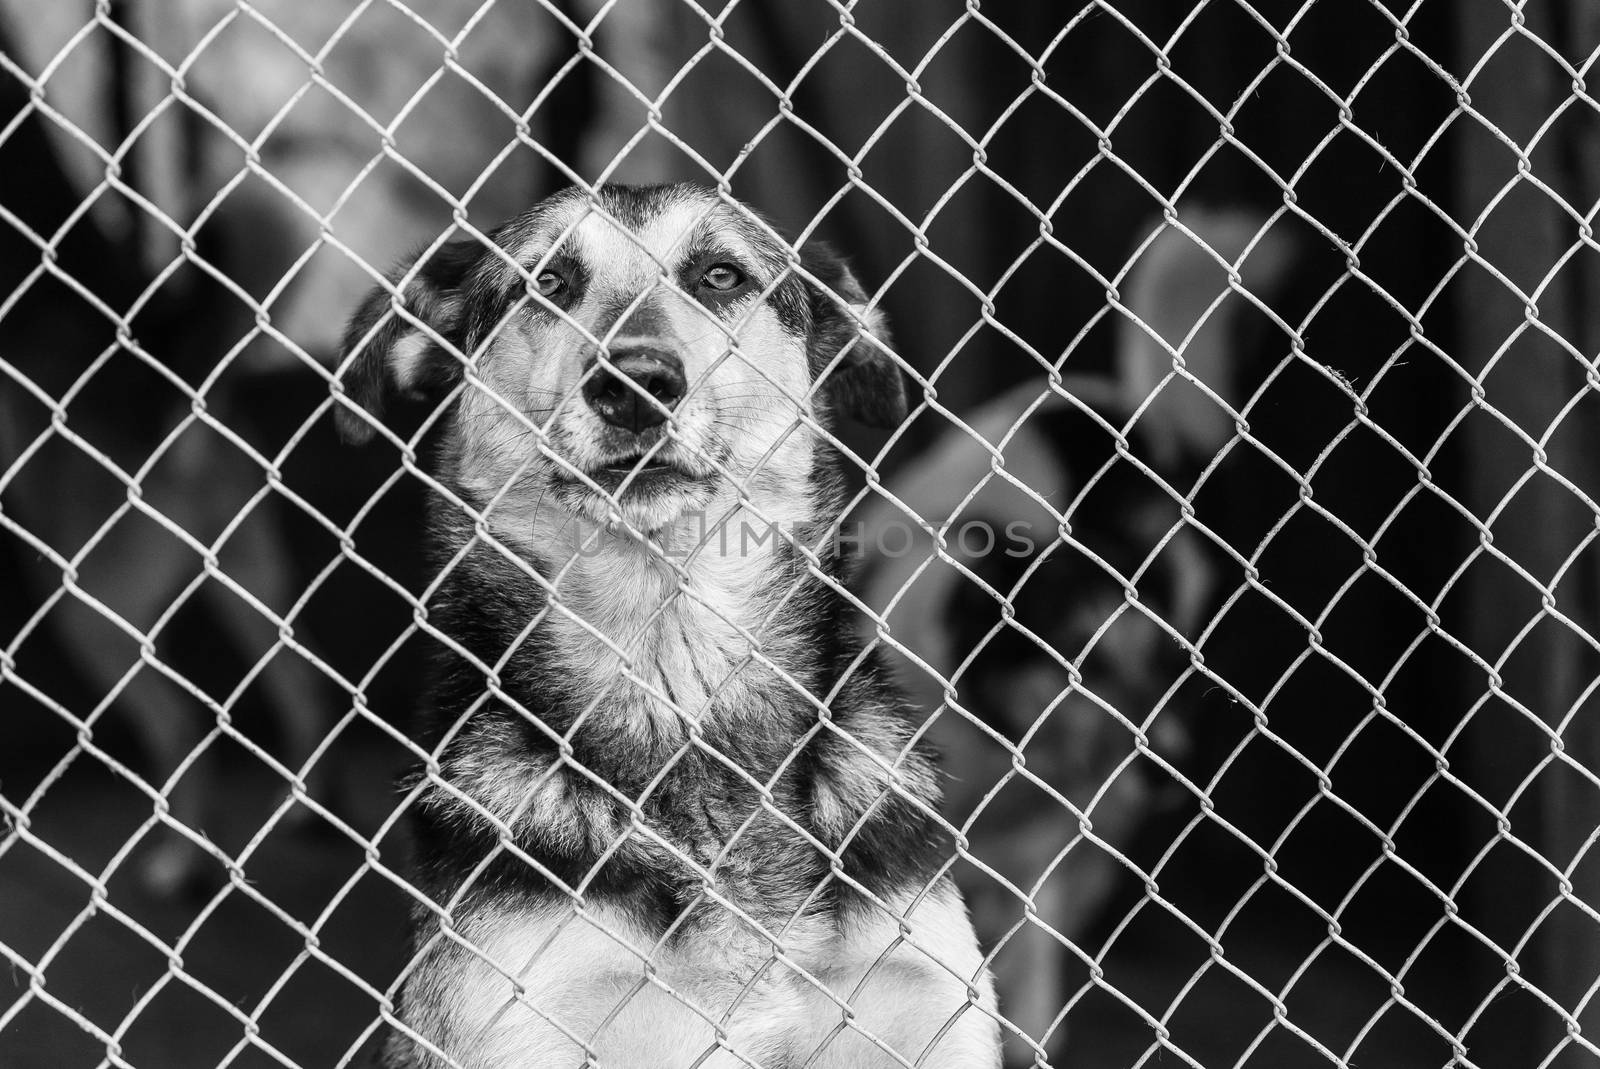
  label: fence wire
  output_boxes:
[3,0,1600,1067]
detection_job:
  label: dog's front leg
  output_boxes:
[792,881,1001,1068]
[385,900,801,1069]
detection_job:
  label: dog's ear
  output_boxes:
[802,244,907,429]
[335,239,483,444]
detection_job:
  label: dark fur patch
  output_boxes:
[801,243,908,428]
[335,238,482,443]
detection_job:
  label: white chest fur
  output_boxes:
[536,504,807,737]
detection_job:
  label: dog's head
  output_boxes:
[948,512,1209,802]
[335,183,905,534]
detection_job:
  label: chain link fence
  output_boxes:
[3,0,1600,1066]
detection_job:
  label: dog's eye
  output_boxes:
[535,271,565,298]
[700,264,745,292]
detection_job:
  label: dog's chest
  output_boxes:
[425,708,828,919]
[408,895,841,1068]
[541,543,794,733]
[643,753,820,892]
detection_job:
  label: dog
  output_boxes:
[857,378,1216,1063]
[855,211,1294,1061]
[335,183,1002,1067]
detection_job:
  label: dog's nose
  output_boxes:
[582,349,687,432]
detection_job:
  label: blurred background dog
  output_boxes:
[854,211,1296,1063]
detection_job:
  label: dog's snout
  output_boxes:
[583,349,686,432]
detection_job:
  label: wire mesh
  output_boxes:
[3,1,1600,1067]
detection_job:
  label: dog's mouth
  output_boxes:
[570,449,701,494]
[544,427,727,530]
[599,453,675,477]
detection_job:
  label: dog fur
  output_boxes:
[337,183,1001,1068]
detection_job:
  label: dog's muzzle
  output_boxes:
[583,349,686,433]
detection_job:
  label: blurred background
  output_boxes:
[4,1,1600,1066]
